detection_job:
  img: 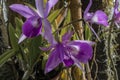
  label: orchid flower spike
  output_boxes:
[9,0,58,44]
[114,0,120,28]
[40,31,94,74]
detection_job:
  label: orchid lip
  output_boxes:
[22,16,42,38]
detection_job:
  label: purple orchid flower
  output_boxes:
[84,0,109,41]
[40,31,94,74]
[9,0,58,44]
[114,0,120,28]
[84,0,109,26]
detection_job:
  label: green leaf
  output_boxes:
[60,9,72,40]
[27,36,42,68]
[85,24,92,40]
[9,23,19,50]
[0,49,15,67]
[64,9,71,24]
[48,9,62,23]
[15,17,23,37]
[24,3,36,12]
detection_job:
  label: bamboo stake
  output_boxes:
[70,0,92,80]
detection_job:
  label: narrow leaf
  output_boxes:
[9,23,19,50]
[85,24,92,40]
[15,17,23,37]
[48,8,62,23]
[55,7,68,27]
[0,49,15,67]
[27,36,42,68]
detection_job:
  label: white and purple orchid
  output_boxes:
[9,0,58,44]
[84,0,109,26]
[40,31,94,74]
[84,0,109,41]
[114,0,120,28]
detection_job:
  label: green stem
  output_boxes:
[53,18,83,34]
[85,63,92,80]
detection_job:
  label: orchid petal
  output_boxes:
[22,16,42,38]
[84,0,92,16]
[84,13,94,21]
[56,43,65,61]
[42,19,56,44]
[114,12,120,23]
[45,43,66,73]
[45,0,58,17]
[9,4,37,18]
[91,10,109,26]
[68,40,95,46]
[63,57,74,67]
[18,34,27,43]
[63,50,74,67]
[45,43,65,74]
[115,0,119,8]
[114,0,119,15]
[77,43,93,63]
[35,0,44,18]
[68,41,93,63]
[45,49,61,74]
[62,31,73,43]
